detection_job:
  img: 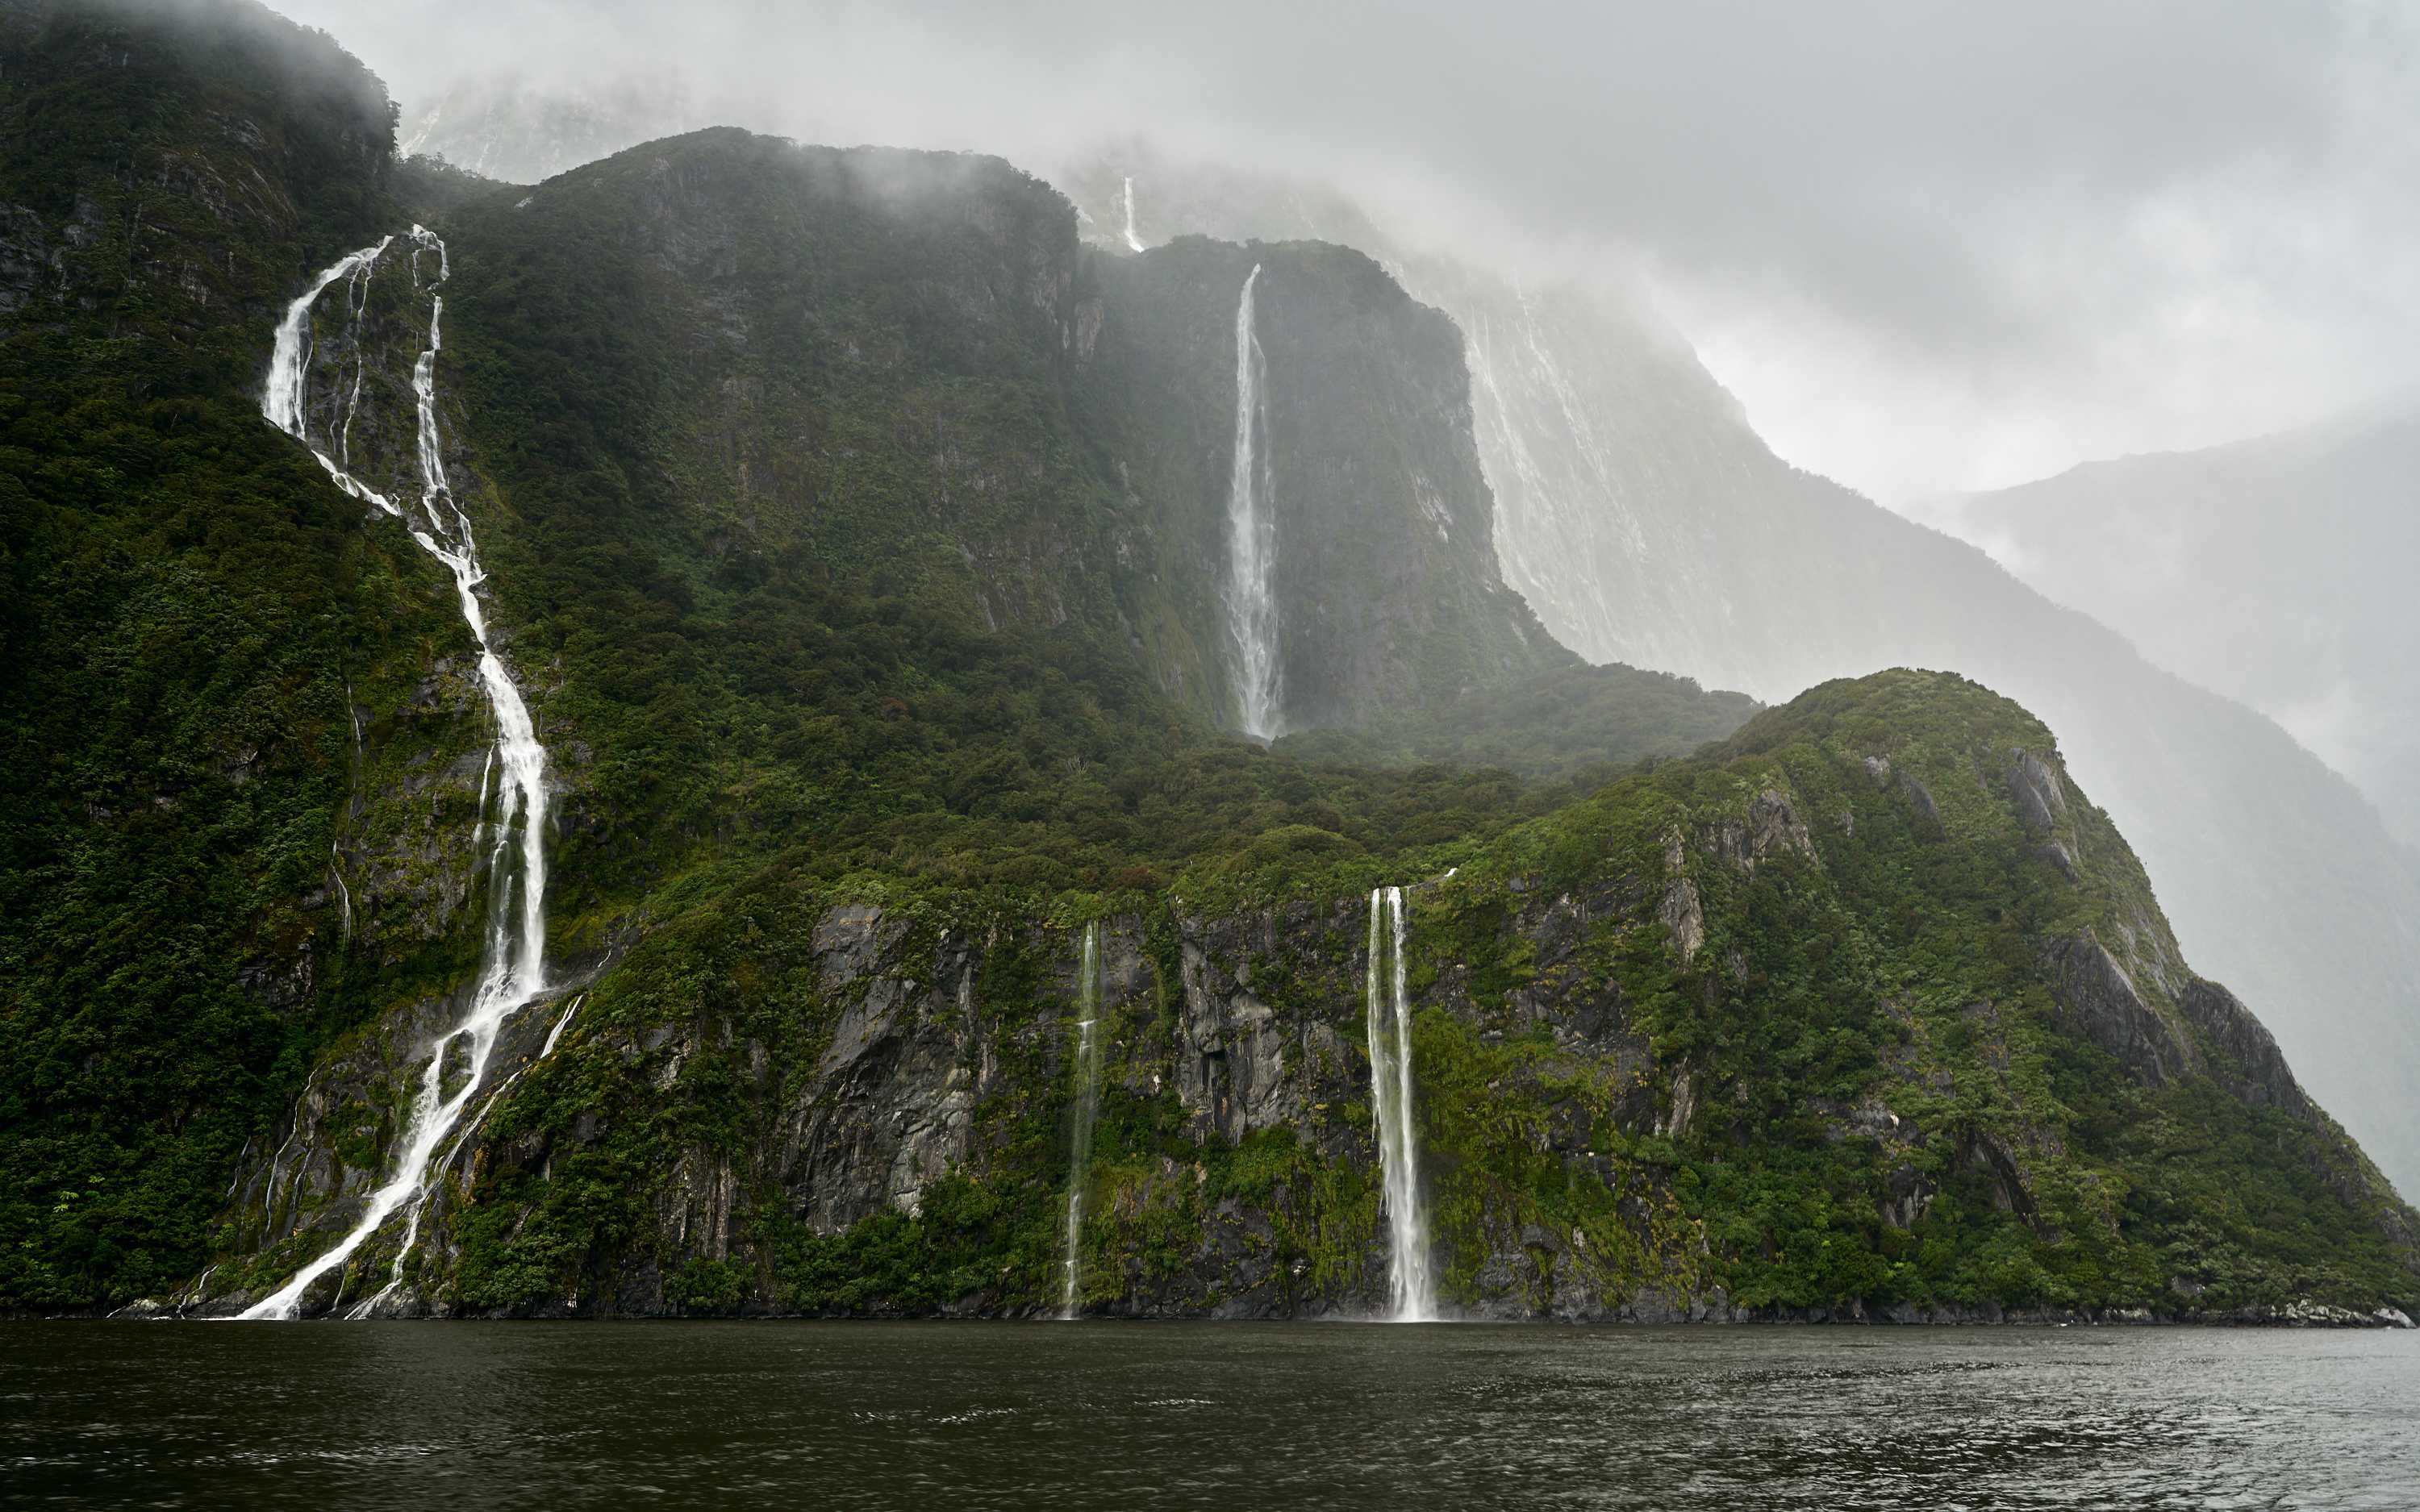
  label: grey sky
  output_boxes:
[284,0,2420,500]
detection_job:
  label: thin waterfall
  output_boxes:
[240,227,551,1320]
[1224,264,1283,740]
[1365,886,1435,1320]
[1120,175,1145,252]
[1058,922,1106,1318]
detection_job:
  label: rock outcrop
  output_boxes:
[186,677,2420,1323]
[2044,935,2197,1088]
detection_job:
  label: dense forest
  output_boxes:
[1,0,2412,1323]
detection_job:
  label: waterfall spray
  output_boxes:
[1365,886,1435,1320]
[1120,175,1145,252]
[1058,922,1106,1318]
[240,227,551,1319]
[1224,265,1283,740]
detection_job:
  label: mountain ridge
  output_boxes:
[2,0,2413,1324]
[1050,148,2420,1204]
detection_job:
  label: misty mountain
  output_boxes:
[1925,414,2420,853]
[399,70,705,184]
[3,0,2414,1327]
[1049,152,2420,1208]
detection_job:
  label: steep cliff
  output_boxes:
[1078,235,1568,731]
[0,1,1736,1308]
[0,0,497,1309]
[10,2,2415,1325]
[186,672,2420,1322]
[1053,148,2420,1208]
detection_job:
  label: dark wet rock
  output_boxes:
[2008,748,2068,835]
[2180,977,2309,1118]
[2043,935,2196,1088]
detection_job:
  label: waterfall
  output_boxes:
[1120,175,1145,252]
[1058,922,1106,1318]
[1223,265,1283,740]
[240,227,552,1320]
[1365,885,1435,1320]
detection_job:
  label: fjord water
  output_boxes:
[6,1325,2415,1509]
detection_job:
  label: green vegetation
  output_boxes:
[0,0,479,1308]
[1388,671,2417,1315]
[1279,661,1759,781]
[2,0,2411,1323]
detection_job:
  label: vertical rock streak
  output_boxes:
[1223,265,1283,740]
[242,227,552,1320]
[1460,284,1638,667]
[1058,923,1106,1318]
[1366,886,1435,1320]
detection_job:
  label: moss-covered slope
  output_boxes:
[198,672,2420,1322]
[6,1,2413,1325]
[0,0,494,1309]
[0,0,1740,1308]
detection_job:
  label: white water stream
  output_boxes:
[1058,923,1106,1318]
[1120,175,1145,252]
[1223,265,1283,740]
[241,227,552,1319]
[1365,885,1434,1320]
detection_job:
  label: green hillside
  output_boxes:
[0,0,2410,1322]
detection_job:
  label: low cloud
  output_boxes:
[278,0,2420,498]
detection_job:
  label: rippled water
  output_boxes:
[4,1322,2414,1508]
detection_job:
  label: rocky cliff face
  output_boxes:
[182,673,2420,1323]
[418,127,1556,764]
[0,0,505,1310]
[14,5,2418,1330]
[1080,235,1567,731]
[1052,146,2420,1210]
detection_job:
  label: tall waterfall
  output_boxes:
[1223,265,1283,740]
[241,227,552,1320]
[1120,175,1145,252]
[1365,886,1435,1320]
[1058,922,1106,1318]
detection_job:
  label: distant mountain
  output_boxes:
[1924,414,2420,853]
[1051,151,2420,1203]
[398,72,703,183]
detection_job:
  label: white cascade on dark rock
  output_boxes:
[1120,175,1145,252]
[1365,885,1434,1320]
[1222,264,1283,740]
[1058,922,1106,1318]
[241,227,552,1320]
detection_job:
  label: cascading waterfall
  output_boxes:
[1223,265,1283,740]
[1120,175,1145,252]
[1058,922,1106,1318]
[240,227,552,1320]
[1365,886,1435,1320]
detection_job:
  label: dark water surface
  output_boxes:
[4,1322,2414,1509]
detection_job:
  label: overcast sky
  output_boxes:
[284,0,2420,502]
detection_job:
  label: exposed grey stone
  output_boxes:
[2179,977,2309,1118]
[2043,935,2197,1088]
[2008,748,2068,835]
